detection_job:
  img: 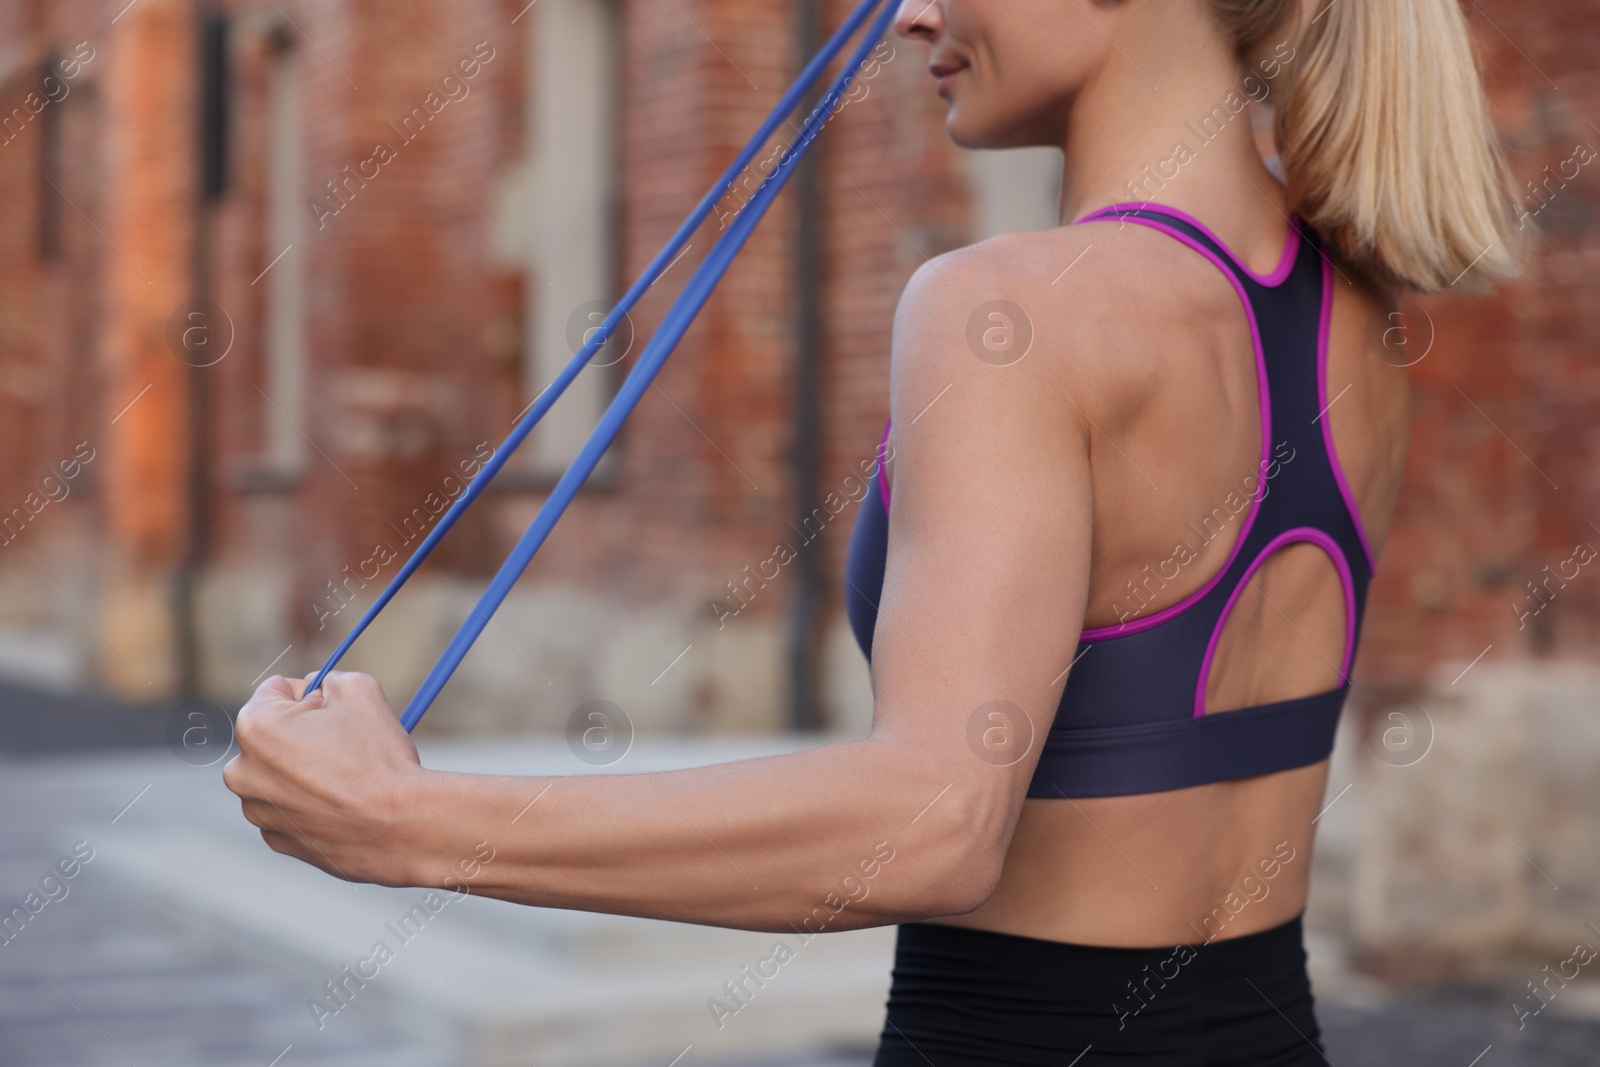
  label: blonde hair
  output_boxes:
[1213,0,1523,293]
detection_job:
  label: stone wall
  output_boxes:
[1347,661,1600,975]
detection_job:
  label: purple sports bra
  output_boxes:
[843,203,1374,798]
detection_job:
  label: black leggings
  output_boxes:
[873,912,1325,1067]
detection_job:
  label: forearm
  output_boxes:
[397,735,1004,932]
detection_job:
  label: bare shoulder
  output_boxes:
[886,231,1093,436]
[880,231,1110,521]
[888,222,1234,418]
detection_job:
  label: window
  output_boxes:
[517,0,622,477]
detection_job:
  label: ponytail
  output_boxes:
[1216,0,1523,294]
[1279,0,1523,292]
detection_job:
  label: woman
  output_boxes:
[224,0,1520,1062]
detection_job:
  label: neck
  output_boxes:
[1053,7,1290,256]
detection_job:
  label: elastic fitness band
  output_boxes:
[309,0,899,730]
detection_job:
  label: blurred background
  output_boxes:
[0,0,1597,1064]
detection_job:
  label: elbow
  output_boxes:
[917,836,1005,919]
[887,790,1010,921]
[853,741,1018,924]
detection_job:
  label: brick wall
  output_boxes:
[0,0,1593,742]
[1361,0,1600,698]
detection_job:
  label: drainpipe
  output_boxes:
[787,0,826,732]
[175,6,228,699]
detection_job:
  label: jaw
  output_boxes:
[944,84,1076,152]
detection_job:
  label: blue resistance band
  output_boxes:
[308,0,898,731]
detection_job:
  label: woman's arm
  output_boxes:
[223,235,1097,933]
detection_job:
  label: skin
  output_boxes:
[225,0,1412,948]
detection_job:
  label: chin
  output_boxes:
[943,102,1002,150]
[945,108,1040,151]
[945,117,986,150]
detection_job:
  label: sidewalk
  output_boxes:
[0,682,1597,1066]
[0,729,899,1067]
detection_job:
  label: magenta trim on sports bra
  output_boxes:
[1072,207,1275,642]
[1314,257,1378,571]
[1192,525,1358,718]
[1085,201,1302,287]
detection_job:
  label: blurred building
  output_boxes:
[0,0,1069,735]
[0,0,1596,968]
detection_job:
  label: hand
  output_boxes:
[223,671,428,886]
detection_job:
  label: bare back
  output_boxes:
[901,209,1411,947]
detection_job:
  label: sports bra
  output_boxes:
[843,202,1376,798]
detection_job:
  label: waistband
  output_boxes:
[874,912,1324,1066]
